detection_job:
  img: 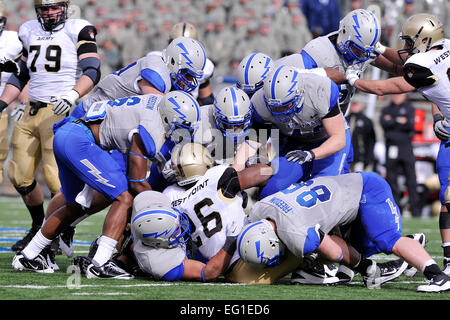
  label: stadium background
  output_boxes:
[0,0,449,218]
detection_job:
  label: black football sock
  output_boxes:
[26,203,45,229]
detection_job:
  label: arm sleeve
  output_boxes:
[217,167,241,199]
[402,63,437,89]
[77,25,98,55]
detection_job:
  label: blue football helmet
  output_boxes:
[159,90,200,144]
[236,52,274,98]
[163,36,206,93]
[336,9,381,65]
[263,65,303,123]
[213,86,253,143]
[237,219,285,267]
[131,191,190,249]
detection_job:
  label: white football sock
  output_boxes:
[22,230,52,260]
[92,235,117,267]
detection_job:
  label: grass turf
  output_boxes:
[0,196,448,302]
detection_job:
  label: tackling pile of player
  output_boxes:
[0,0,449,293]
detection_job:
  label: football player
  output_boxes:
[72,35,207,119]
[250,65,349,198]
[101,143,272,282]
[192,85,254,166]
[11,91,200,278]
[58,36,206,254]
[237,172,450,293]
[345,13,450,277]
[0,1,27,186]
[0,0,101,253]
[236,10,403,117]
[147,22,215,106]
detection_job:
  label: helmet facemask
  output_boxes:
[214,110,253,143]
[337,40,374,65]
[163,116,198,144]
[0,16,6,36]
[170,67,202,93]
[264,93,303,123]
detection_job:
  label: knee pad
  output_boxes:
[440,210,450,229]
[7,158,36,188]
[14,180,37,196]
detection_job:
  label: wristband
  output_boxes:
[201,266,206,282]
[223,236,237,255]
[433,114,444,124]
[0,99,8,112]
[129,151,148,160]
[127,177,146,182]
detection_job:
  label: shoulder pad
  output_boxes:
[403,62,438,88]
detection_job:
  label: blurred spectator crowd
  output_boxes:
[2,0,449,79]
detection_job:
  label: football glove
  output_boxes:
[11,103,26,122]
[161,160,177,183]
[374,42,387,55]
[345,64,361,86]
[0,59,20,76]
[433,114,450,141]
[51,89,80,116]
[285,150,315,165]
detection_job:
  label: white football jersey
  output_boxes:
[146,50,215,99]
[85,93,165,156]
[95,54,171,100]
[403,38,450,119]
[163,164,248,268]
[301,32,376,116]
[0,30,22,94]
[19,19,93,103]
[249,173,363,258]
[251,72,345,145]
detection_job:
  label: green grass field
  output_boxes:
[0,195,448,302]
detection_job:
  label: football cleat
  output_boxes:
[85,259,134,280]
[417,273,450,293]
[443,259,450,277]
[59,226,75,258]
[334,264,355,284]
[291,261,340,285]
[11,225,40,252]
[363,259,408,289]
[12,253,54,273]
[41,245,59,271]
[72,256,92,275]
[87,236,100,260]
